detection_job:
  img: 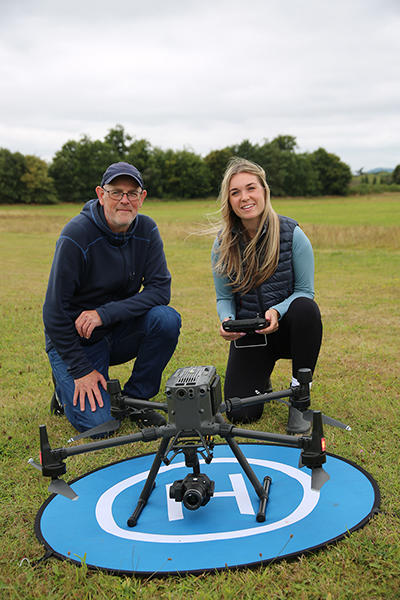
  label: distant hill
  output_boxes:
[367,168,393,174]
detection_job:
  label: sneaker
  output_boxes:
[50,389,64,416]
[50,373,64,416]
[286,405,310,435]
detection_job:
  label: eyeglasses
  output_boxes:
[103,188,142,201]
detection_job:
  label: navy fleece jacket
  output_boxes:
[43,199,171,379]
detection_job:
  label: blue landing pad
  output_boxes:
[35,444,380,575]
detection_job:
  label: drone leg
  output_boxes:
[127,436,170,527]
[256,476,272,522]
[223,436,268,511]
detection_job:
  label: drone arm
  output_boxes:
[222,388,293,414]
[123,397,168,413]
[207,417,303,449]
[107,378,168,415]
[40,424,176,472]
[222,368,312,414]
[227,425,304,448]
[62,425,175,458]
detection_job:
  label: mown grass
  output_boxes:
[0,194,399,599]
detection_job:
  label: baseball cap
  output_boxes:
[101,162,144,188]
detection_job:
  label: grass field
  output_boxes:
[0,194,399,599]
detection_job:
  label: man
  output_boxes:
[43,161,181,433]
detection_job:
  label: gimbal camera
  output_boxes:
[29,366,350,526]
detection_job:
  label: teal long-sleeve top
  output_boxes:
[211,226,315,322]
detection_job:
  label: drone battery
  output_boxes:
[165,366,222,430]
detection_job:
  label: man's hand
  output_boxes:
[75,310,102,339]
[73,370,107,412]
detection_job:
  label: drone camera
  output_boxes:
[169,473,215,510]
[165,366,222,430]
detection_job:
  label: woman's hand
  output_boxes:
[256,308,280,334]
[219,318,247,342]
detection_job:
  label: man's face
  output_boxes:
[96,175,146,233]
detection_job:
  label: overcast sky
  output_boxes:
[1,0,399,173]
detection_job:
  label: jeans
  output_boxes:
[48,305,181,432]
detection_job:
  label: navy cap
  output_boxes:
[101,162,144,188]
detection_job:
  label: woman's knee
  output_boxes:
[226,403,264,424]
[288,297,321,323]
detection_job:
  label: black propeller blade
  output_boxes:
[67,418,121,442]
[290,406,351,431]
[48,478,78,500]
[311,467,330,491]
[29,458,78,500]
[28,458,43,471]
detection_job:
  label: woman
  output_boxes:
[212,157,322,432]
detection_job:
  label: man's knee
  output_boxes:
[64,397,111,433]
[145,306,181,339]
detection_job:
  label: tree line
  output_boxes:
[1,124,396,205]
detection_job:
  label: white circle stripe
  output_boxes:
[95,458,320,543]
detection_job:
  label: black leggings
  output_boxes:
[224,297,323,423]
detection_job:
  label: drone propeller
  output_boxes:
[311,466,330,491]
[28,457,42,471]
[48,478,78,500]
[68,418,121,442]
[300,409,351,431]
[256,391,351,431]
[28,458,78,500]
[298,453,330,490]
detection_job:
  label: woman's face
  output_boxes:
[228,172,266,230]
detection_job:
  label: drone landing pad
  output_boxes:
[35,444,379,576]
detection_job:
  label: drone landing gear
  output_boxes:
[126,428,273,527]
[127,437,170,527]
[222,433,271,522]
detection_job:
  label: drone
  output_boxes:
[29,365,351,526]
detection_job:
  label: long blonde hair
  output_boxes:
[214,157,280,294]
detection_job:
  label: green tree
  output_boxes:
[0,148,26,203]
[279,152,320,197]
[204,136,319,198]
[204,148,233,196]
[392,164,400,184]
[49,135,116,202]
[270,135,297,152]
[20,155,58,204]
[310,148,352,195]
[104,124,132,158]
[159,148,211,198]
[126,138,153,188]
